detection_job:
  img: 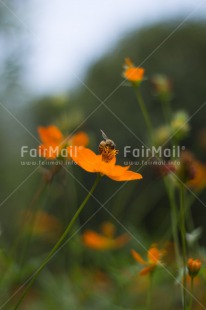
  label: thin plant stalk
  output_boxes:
[164,179,181,268]
[180,183,187,310]
[133,84,188,309]
[135,88,181,268]
[147,273,153,310]
[189,277,194,310]
[14,174,102,310]
[135,89,154,145]
[164,191,199,241]
[160,96,181,267]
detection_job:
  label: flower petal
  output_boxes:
[106,165,143,181]
[82,230,115,250]
[70,131,89,147]
[101,222,116,237]
[70,147,101,172]
[131,249,147,265]
[70,147,142,182]
[125,57,134,67]
[38,126,63,146]
[124,67,145,82]
[187,161,206,190]
[140,265,155,276]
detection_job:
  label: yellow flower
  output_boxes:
[69,147,143,182]
[82,222,130,250]
[38,125,88,159]
[131,245,162,275]
[123,58,144,84]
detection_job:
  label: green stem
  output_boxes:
[136,89,154,145]
[179,184,187,310]
[185,192,196,235]
[147,273,153,310]
[14,174,102,310]
[164,179,181,268]
[164,190,198,241]
[189,277,194,310]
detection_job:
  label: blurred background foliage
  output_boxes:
[1,13,206,308]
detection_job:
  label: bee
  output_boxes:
[98,130,118,162]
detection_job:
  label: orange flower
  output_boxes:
[187,258,202,278]
[123,58,145,84]
[38,125,88,159]
[187,160,206,190]
[69,147,143,182]
[131,245,162,275]
[82,222,130,250]
[176,151,206,190]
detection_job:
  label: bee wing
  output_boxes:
[100,129,108,140]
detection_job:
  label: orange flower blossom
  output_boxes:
[82,222,130,250]
[69,147,143,182]
[38,125,89,159]
[176,151,206,190]
[123,58,145,84]
[131,244,162,275]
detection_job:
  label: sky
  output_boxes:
[10,0,206,94]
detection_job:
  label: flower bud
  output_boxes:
[170,111,190,141]
[151,74,172,101]
[176,151,196,183]
[187,258,202,278]
[154,125,171,146]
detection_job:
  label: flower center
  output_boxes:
[101,147,119,163]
